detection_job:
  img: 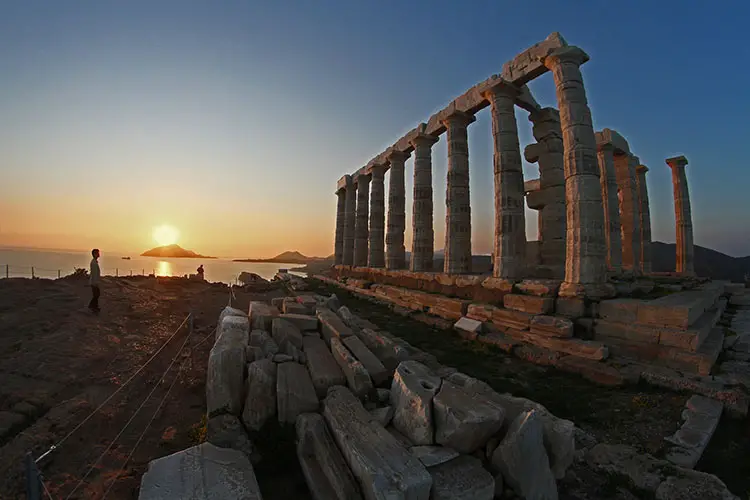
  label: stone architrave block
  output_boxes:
[318,308,354,345]
[248,301,279,330]
[296,413,363,500]
[272,318,304,351]
[432,380,505,454]
[303,336,346,398]
[343,335,389,386]
[331,337,374,399]
[501,32,567,86]
[454,316,483,340]
[530,315,573,338]
[242,359,277,432]
[277,361,319,424]
[323,386,433,499]
[428,455,495,500]
[206,316,248,417]
[504,294,554,314]
[138,443,262,500]
[491,410,558,500]
[390,361,442,446]
[279,313,319,332]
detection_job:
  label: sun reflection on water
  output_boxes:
[156,261,172,277]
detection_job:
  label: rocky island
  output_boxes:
[233,250,328,264]
[140,244,216,259]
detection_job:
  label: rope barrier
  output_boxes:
[64,313,195,499]
[34,313,191,464]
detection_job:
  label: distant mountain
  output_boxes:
[140,244,216,259]
[234,250,327,264]
[652,241,749,282]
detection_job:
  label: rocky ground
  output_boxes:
[0,275,308,499]
[306,279,750,499]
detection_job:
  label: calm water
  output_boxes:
[0,248,300,284]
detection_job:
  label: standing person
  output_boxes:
[89,248,101,313]
[196,264,204,280]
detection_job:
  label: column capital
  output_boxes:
[368,162,387,177]
[481,79,521,99]
[596,142,615,153]
[666,155,688,169]
[409,133,439,149]
[336,174,353,192]
[636,164,649,174]
[386,148,410,164]
[543,46,590,69]
[440,110,476,128]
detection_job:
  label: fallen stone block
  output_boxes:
[242,359,277,432]
[516,279,560,297]
[296,413,363,500]
[245,345,263,363]
[491,410,558,500]
[248,301,279,330]
[217,306,247,339]
[331,337,373,399]
[466,303,498,322]
[343,335,389,386]
[207,414,259,464]
[476,332,519,352]
[513,343,561,366]
[318,308,354,345]
[491,308,533,330]
[530,315,573,338]
[279,313,318,332]
[454,316,482,340]
[303,336,345,398]
[207,316,248,417]
[271,296,285,311]
[277,361,319,424]
[428,455,495,500]
[686,394,723,418]
[504,293,554,314]
[409,445,459,468]
[138,442,262,500]
[358,328,410,371]
[337,305,359,330]
[518,332,608,360]
[283,299,309,315]
[272,317,304,351]
[323,386,433,499]
[249,329,279,358]
[432,380,505,454]
[370,405,394,426]
[391,361,442,446]
[554,298,586,319]
[556,356,624,386]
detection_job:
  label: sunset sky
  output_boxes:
[1,1,748,258]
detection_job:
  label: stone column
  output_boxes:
[597,143,623,272]
[368,164,386,268]
[386,150,408,269]
[635,164,652,274]
[483,81,526,280]
[342,175,356,266]
[353,173,370,267]
[544,47,610,298]
[442,111,475,274]
[334,187,346,265]
[410,134,438,272]
[666,156,694,274]
[613,154,642,272]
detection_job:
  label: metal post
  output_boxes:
[116,268,118,277]
[25,453,42,500]
[58,270,61,279]
[31,267,35,279]
[5,264,8,278]
[142,268,145,275]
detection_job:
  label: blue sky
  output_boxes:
[1,0,748,257]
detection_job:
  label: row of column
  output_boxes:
[333,45,641,297]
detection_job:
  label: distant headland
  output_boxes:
[140,244,216,259]
[233,251,330,264]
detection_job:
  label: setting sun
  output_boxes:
[153,225,179,246]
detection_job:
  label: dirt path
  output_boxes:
[0,276,288,499]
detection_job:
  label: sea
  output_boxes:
[0,248,302,285]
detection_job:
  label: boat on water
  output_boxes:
[121,256,131,260]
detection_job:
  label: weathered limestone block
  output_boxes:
[245,345,263,363]
[504,293,554,314]
[554,297,587,319]
[637,291,715,329]
[477,332,519,352]
[331,337,374,399]
[592,319,659,344]
[242,359,277,432]
[491,410,558,500]
[514,344,561,366]
[206,414,259,464]
[296,413,363,500]
[303,336,345,398]
[323,386,433,499]
[516,279,561,297]
[272,318,304,351]
[432,380,505,454]
[217,306,247,339]
[453,316,482,340]
[138,443,262,500]
[318,308,354,345]
[501,32,567,85]
[283,299,309,315]
[491,308,533,330]
[517,332,608,360]
[428,455,495,500]
[530,315,573,338]
[277,361,319,424]
[206,316,248,417]
[358,327,411,371]
[249,329,279,359]
[556,355,624,386]
[391,361,442,446]
[343,335,389,386]
[598,298,641,323]
[279,313,318,332]
[337,305,359,329]
[466,303,498,322]
[248,301,279,330]
[409,446,460,468]
[370,405,395,427]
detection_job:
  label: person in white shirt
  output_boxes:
[89,248,101,313]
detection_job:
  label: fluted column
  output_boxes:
[334,187,346,265]
[386,150,408,269]
[342,175,356,266]
[483,81,526,279]
[442,111,475,274]
[368,164,386,268]
[666,156,694,275]
[597,143,623,272]
[613,154,642,272]
[410,134,438,272]
[635,164,652,274]
[544,46,610,298]
[353,173,370,267]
